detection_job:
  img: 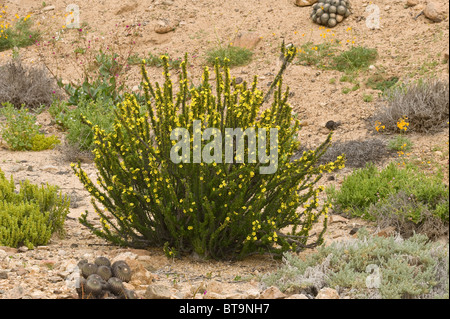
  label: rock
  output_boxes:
[232,32,262,50]
[144,284,174,299]
[155,25,175,34]
[3,285,27,299]
[203,291,225,299]
[42,5,55,12]
[18,246,29,253]
[111,252,138,263]
[295,0,318,6]
[406,0,418,7]
[376,226,397,238]
[0,271,8,279]
[325,120,341,130]
[260,286,286,299]
[286,294,309,299]
[423,2,444,22]
[316,287,340,299]
[246,288,260,299]
[206,281,223,294]
[329,215,349,224]
[41,165,59,173]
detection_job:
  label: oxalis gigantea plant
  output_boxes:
[72,43,346,260]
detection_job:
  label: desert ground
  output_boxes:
[0,0,448,299]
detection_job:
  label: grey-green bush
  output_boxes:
[260,229,449,299]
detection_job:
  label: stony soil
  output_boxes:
[0,0,448,299]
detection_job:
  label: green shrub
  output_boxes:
[0,168,70,248]
[326,161,449,232]
[387,135,413,152]
[0,102,60,151]
[128,52,182,69]
[366,75,399,92]
[0,17,40,52]
[363,93,373,102]
[205,45,253,67]
[49,97,116,152]
[58,51,125,105]
[296,41,337,68]
[331,46,378,73]
[368,191,448,239]
[72,47,345,260]
[260,230,449,299]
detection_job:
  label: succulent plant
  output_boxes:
[84,277,103,297]
[111,260,132,283]
[311,0,351,28]
[122,289,138,299]
[107,277,125,296]
[94,256,111,267]
[81,262,98,279]
[77,257,136,299]
[97,265,113,281]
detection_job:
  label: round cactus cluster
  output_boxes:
[310,0,352,28]
[76,256,137,299]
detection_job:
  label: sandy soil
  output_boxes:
[0,0,448,299]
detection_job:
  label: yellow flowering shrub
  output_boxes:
[73,44,345,260]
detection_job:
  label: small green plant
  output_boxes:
[296,41,337,68]
[366,75,399,92]
[205,45,253,67]
[0,102,60,151]
[387,135,413,152]
[0,168,70,248]
[0,16,40,52]
[326,161,449,234]
[342,87,351,94]
[363,93,373,102]
[331,46,378,73]
[49,97,115,152]
[58,50,126,105]
[128,52,182,69]
[260,230,449,299]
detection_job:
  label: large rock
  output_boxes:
[316,287,340,299]
[295,0,318,6]
[406,0,419,7]
[144,284,174,299]
[232,33,261,50]
[259,286,286,299]
[423,2,445,22]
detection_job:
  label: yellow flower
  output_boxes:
[187,226,193,230]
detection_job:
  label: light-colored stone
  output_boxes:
[406,0,419,7]
[329,214,349,224]
[286,294,309,299]
[376,226,397,238]
[260,286,286,299]
[423,2,444,22]
[206,280,222,294]
[42,5,55,12]
[144,284,174,299]
[295,0,318,6]
[316,287,340,299]
[232,32,262,50]
[112,251,138,263]
[203,291,225,299]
